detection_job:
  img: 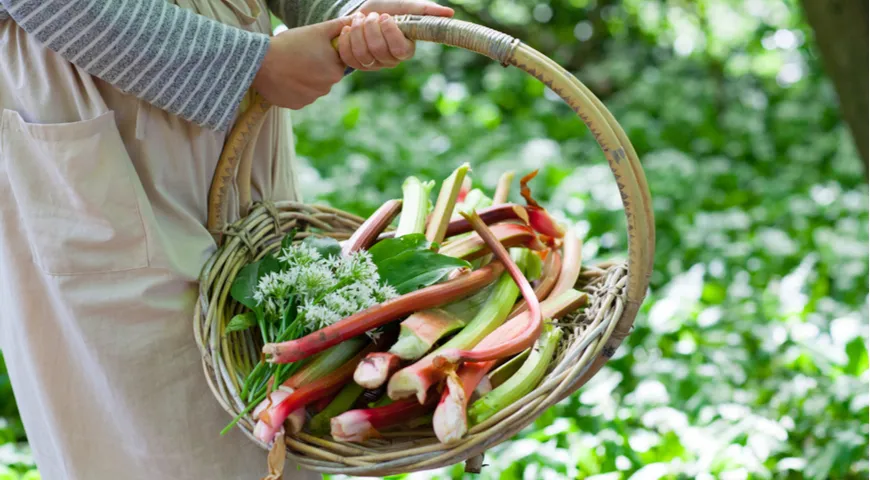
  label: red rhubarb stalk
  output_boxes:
[258,345,375,430]
[431,289,588,441]
[550,228,583,297]
[509,248,562,318]
[262,262,505,364]
[456,175,473,204]
[331,397,437,442]
[519,170,566,238]
[387,250,532,403]
[439,223,545,260]
[341,199,402,255]
[353,352,403,389]
[444,204,529,238]
[434,210,543,367]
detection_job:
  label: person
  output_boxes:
[0,0,453,478]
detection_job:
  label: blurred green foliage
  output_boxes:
[2,0,866,479]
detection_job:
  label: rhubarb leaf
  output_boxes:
[376,249,472,294]
[230,254,282,310]
[302,236,342,259]
[226,312,257,334]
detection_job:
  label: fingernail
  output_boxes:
[341,26,350,35]
[352,14,362,26]
[367,12,379,22]
[379,13,390,23]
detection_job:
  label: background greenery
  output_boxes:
[1,0,867,479]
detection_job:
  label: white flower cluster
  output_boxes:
[253,241,399,332]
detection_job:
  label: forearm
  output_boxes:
[0,0,270,132]
[267,0,365,28]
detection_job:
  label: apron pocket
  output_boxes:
[0,109,151,275]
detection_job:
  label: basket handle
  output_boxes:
[207,13,654,371]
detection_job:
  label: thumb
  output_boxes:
[313,15,356,38]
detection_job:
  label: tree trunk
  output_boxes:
[799,0,868,174]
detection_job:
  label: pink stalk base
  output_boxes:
[434,210,543,367]
[330,398,435,442]
[353,352,402,389]
[263,263,504,364]
[433,371,473,443]
[519,170,565,238]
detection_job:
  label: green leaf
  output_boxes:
[301,236,342,259]
[367,233,434,265]
[376,249,471,295]
[226,312,257,334]
[229,255,281,310]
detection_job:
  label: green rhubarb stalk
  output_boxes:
[308,382,366,435]
[388,284,494,360]
[395,176,435,237]
[426,163,470,244]
[468,324,563,425]
[492,170,515,205]
[284,336,368,388]
[387,248,532,403]
[486,349,530,388]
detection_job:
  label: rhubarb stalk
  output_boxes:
[430,289,587,441]
[387,249,532,403]
[331,397,437,442]
[439,223,545,260]
[492,170,515,205]
[388,284,494,360]
[468,324,563,425]
[258,344,375,430]
[341,199,402,255]
[353,352,402,389]
[263,262,505,364]
[509,248,562,318]
[550,229,583,297]
[308,382,366,435]
[444,204,529,238]
[433,210,543,367]
[395,176,435,237]
[426,163,470,244]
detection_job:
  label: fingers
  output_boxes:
[364,13,397,67]
[338,25,364,70]
[380,15,414,61]
[349,13,377,69]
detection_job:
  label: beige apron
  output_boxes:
[0,1,319,478]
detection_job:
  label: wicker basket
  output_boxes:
[194,14,655,477]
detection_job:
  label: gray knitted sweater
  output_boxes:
[0,0,364,131]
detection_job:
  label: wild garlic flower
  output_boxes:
[254,242,400,333]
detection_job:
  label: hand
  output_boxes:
[337,0,454,71]
[252,17,353,110]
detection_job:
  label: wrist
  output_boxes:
[252,37,277,94]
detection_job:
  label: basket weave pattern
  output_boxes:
[194,14,654,476]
